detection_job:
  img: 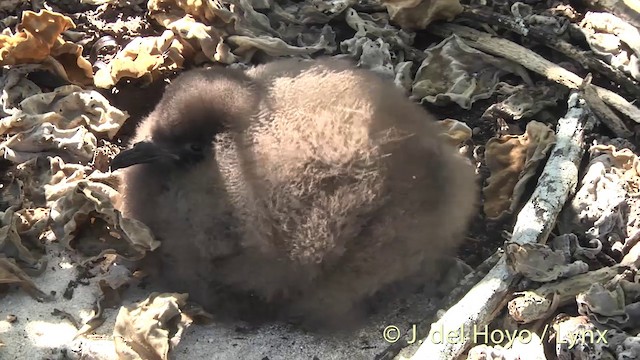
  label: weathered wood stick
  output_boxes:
[427,23,640,125]
[409,92,594,359]
[459,5,640,100]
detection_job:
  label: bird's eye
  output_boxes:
[189,143,203,152]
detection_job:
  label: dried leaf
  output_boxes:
[0,10,93,85]
[580,12,640,81]
[0,122,97,163]
[436,119,472,147]
[0,256,50,301]
[1,84,128,139]
[94,30,193,88]
[113,292,194,360]
[505,242,589,282]
[382,0,463,30]
[43,157,160,260]
[483,121,556,219]
[412,35,531,109]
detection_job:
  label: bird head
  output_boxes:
[110,67,257,171]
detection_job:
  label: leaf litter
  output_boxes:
[0,0,639,359]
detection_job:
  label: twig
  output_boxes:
[579,73,633,138]
[427,23,640,125]
[408,92,595,359]
[459,5,640,100]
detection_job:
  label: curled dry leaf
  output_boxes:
[381,0,463,30]
[0,204,49,303]
[74,262,139,339]
[559,141,640,257]
[505,242,589,282]
[0,10,93,86]
[0,122,97,163]
[482,82,567,122]
[344,8,411,42]
[483,121,556,219]
[590,143,640,193]
[0,65,47,117]
[0,256,50,301]
[91,140,121,173]
[94,30,194,89]
[550,233,602,260]
[342,8,417,56]
[15,156,55,208]
[227,34,326,61]
[467,331,546,360]
[157,15,233,64]
[340,37,395,79]
[508,265,624,324]
[41,157,159,261]
[0,207,48,269]
[436,118,472,147]
[466,344,523,360]
[551,315,616,360]
[1,84,128,139]
[113,292,194,360]
[580,12,640,81]
[148,0,232,24]
[340,9,419,81]
[0,172,24,210]
[148,0,235,65]
[412,35,532,110]
[508,291,554,324]
[271,0,355,24]
[576,282,640,328]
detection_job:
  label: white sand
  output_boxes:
[0,246,439,359]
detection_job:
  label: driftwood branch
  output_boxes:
[459,5,640,100]
[427,23,640,126]
[578,73,633,138]
[408,92,595,359]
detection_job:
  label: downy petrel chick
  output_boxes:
[111,58,478,326]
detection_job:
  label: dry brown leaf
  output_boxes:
[590,144,640,193]
[0,207,48,269]
[0,204,49,301]
[148,0,235,65]
[505,242,589,282]
[113,292,193,360]
[158,15,233,64]
[148,0,228,24]
[412,35,531,109]
[483,121,556,219]
[1,84,128,139]
[0,256,50,301]
[0,10,93,85]
[49,42,94,86]
[436,118,472,147]
[0,10,73,64]
[382,0,463,30]
[94,30,194,88]
[0,122,98,163]
[44,157,160,260]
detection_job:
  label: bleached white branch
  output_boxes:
[409,92,595,359]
